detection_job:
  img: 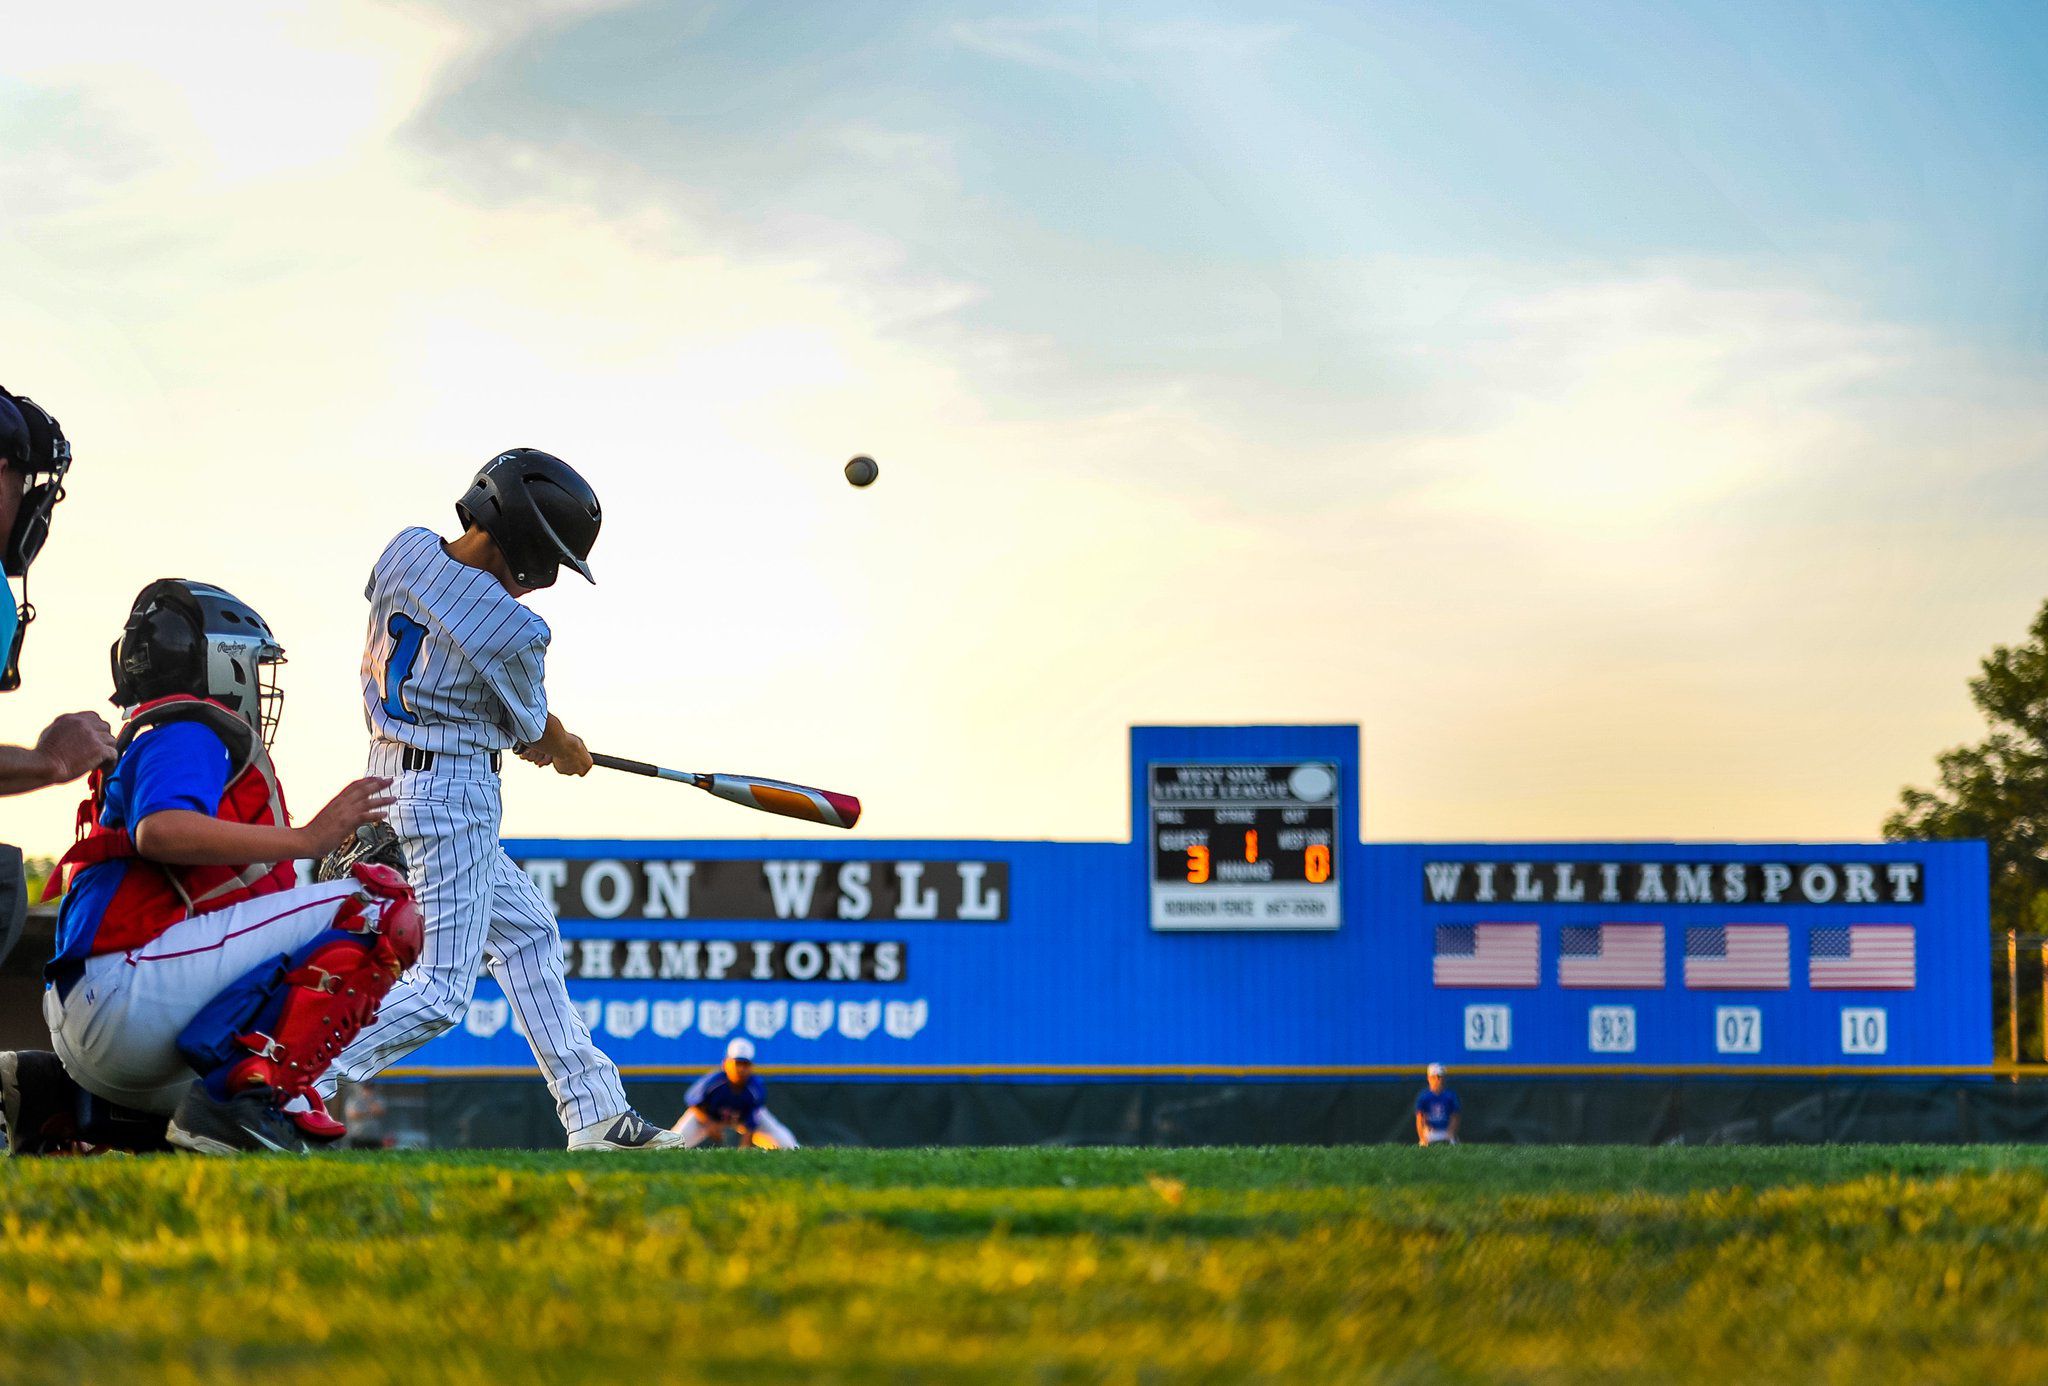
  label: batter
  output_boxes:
[324,449,682,1150]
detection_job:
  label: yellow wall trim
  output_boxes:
[380,1061,2014,1080]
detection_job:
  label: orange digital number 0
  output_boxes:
[1185,845,1211,884]
[1305,844,1331,884]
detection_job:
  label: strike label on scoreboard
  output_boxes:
[1149,762,1341,931]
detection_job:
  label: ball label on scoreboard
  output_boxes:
[1148,762,1340,931]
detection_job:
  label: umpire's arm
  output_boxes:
[0,712,114,795]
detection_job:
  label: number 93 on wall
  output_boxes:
[1588,1005,1636,1054]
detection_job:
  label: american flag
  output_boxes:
[1433,923,1539,987]
[1558,924,1665,988]
[1683,925,1790,990]
[1809,925,1916,989]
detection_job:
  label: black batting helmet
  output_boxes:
[454,448,601,589]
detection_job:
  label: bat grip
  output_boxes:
[591,752,661,777]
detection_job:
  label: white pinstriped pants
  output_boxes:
[327,742,628,1132]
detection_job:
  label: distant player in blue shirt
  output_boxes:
[671,1039,799,1149]
[1415,1063,1460,1146]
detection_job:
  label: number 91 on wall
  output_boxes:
[1464,1004,1511,1051]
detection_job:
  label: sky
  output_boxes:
[0,0,2044,851]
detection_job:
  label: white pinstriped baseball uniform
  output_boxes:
[325,527,628,1132]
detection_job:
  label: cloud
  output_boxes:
[0,84,169,219]
[947,14,1294,79]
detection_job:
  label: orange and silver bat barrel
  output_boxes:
[591,753,862,829]
[700,773,862,829]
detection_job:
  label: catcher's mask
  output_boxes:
[111,579,287,745]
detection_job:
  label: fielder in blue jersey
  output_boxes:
[1415,1062,1460,1146]
[672,1038,799,1149]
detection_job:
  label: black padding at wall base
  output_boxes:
[339,1077,2048,1150]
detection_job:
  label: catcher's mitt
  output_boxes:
[315,821,408,883]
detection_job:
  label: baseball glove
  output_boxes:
[315,821,408,884]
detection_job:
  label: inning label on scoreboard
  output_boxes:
[1149,762,1341,931]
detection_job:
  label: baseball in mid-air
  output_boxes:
[844,455,879,488]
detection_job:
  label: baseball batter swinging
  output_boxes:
[322,450,682,1150]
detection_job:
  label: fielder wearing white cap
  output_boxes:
[670,1039,798,1149]
[1415,1063,1460,1146]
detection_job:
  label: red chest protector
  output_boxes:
[48,695,296,954]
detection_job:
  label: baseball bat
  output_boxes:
[591,753,862,829]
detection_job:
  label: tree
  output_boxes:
[22,856,55,905]
[1885,599,2048,940]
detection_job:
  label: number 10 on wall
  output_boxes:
[1841,1008,1888,1055]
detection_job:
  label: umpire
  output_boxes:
[1,386,151,1158]
[0,388,113,957]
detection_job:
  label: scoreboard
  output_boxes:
[1148,761,1341,930]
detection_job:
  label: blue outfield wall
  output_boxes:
[397,725,1992,1080]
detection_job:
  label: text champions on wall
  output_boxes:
[513,857,1009,922]
[559,938,906,984]
[1422,859,1926,907]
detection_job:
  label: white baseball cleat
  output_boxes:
[567,1110,688,1151]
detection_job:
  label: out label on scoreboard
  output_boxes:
[1149,761,1341,930]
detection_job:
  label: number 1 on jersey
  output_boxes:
[383,612,429,724]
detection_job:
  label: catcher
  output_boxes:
[29,579,421,1154]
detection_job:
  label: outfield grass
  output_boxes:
[6,1145,2048,1383]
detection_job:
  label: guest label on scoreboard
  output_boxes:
[1149,762,1341,930]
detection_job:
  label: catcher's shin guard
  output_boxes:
[176,887,422,1116]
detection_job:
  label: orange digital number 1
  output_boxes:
[1186,845,1211,884]
[1243,829,1258,863]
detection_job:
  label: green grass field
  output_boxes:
[6,1145,2048,1383]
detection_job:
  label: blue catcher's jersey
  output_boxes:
[50,721,234,979]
